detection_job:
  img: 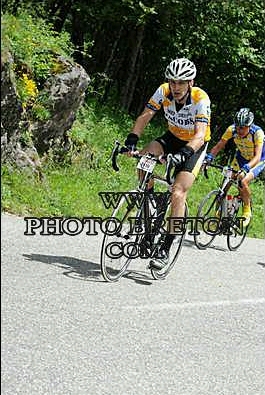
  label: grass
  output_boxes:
[1,101,264,239]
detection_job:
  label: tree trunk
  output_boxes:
[120,24,145,111]
[100,26,124,103]
[54,1,73,32]
[9,0,21,14]
[47,0,73,32]
[71,7,84,65]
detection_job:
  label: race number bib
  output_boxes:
[137,156,156,173]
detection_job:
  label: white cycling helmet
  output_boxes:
[165,58,197,80]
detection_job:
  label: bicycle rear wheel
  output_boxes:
[150,202,188,280]
[100,195,141,282]
[194,190,222,249]
[227,200,250,251]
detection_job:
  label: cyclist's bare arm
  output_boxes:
[210,138,227,157]
[131,107,156,138]
[124,107,157,157]
[186,121,208,152]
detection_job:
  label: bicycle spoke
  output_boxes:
[227,200,250,251]
[150,203,187,280]
[100,197,141,282]
[194,189,222,249]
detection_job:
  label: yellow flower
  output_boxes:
[22,73,38,98]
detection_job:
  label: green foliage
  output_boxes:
[1,12,73,82]
[81,0,265,136]
[19,128,34,147]
[2,102,264,238]
[1,2,264,240]
[1,11,75,132]
[30,103,51,121]
[3,2,264,137]
[68,100,133,165]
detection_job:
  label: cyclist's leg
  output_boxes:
[240,160,265,226]
[139,140,164,156]
[170,142,208,217]
[138,131,178,196]
[163,142,208,252]
[163,171,194,251]
[231,156,251,206]
[250,159,265,178]
[233,157,263,225]
[150,166,203,270]
[138,139,164,191]
[239,172,253,207]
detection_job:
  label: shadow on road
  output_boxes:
[23,253,102,281]
[257,262,265,268]
[183,238,227,252]
[23,253,154,285]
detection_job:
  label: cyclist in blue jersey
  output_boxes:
[205,108,265,227]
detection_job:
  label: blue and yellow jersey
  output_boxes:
[146,83,211,141]
[222,124,265,161]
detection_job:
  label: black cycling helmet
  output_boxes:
[234,108,254,127]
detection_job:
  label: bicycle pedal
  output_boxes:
[148,259,166,271]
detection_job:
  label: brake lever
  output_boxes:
[204,166,209,179]
[199,161,209,179]
[111,142,131,171]
[111,141,121,171]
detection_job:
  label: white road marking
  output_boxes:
[122,298,265,311]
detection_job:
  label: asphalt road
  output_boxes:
[1,213,265,395]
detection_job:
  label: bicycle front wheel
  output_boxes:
[150,202,188,280]
[227,200,250,251]
[100,195,141,282]
[194,190,222,249]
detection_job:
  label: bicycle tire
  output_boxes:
[227,199,250,251]
[150,202,188,280]
[194,189,222,249]
[100,194,142,282]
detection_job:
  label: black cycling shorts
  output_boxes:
[155,130,208,175]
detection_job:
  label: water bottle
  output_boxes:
[232,195,240,213]
[225,195,234,216]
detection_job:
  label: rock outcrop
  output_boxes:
[1,53,90,169]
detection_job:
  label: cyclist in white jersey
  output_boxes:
[124,58,211,263]
[205,108,265,227]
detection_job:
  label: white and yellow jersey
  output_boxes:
[222,124,265,161]
[146,83,211,141]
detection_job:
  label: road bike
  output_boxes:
[194,162,251,251]
[100,141,188,282]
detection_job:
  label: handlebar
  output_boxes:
[111,141,183,185]
[202,162,239,177]
[111,141,161,172]
[111,141,129,171]
[202,161,242,187]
